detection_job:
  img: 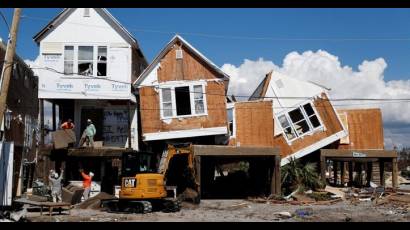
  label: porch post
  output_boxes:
[348,161,353,187]
[333,160,338,186]
[127,100,131,149]
[392,158,398,189]
[40,99,44,147]
[320,155,326,183]
[379,160,385,187]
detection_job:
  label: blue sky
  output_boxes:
[1,8,410,81]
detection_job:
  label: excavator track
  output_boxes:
[101,199,153,214]
[161,199,181,213]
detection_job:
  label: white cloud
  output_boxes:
[222,50,410,148]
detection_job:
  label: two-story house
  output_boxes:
[32,8,148,192]
[134,35,281,198]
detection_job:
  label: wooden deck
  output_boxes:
[14,198,72,216]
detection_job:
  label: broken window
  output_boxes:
[97,46,107,76]
[278,102,323,142]
[78,46,93,76]
[175,86,191,116]
[279,114,296,140]
[161,88,173,118]
[193,85,205,114]
[289,108,310,136]
[303,103,321,128]
[64,46,74,74]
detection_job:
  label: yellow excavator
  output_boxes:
[101,144,198,213]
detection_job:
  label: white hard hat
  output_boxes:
[89,172,94,177]
[87,119,92,123]
[54,172,59,178]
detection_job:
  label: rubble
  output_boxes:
[77,192,116,210]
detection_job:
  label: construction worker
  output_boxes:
[78,119,96,147]
[61,119,75,129]
[49,169,64,203]
[79,169,94,200]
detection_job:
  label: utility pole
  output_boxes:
[0,8,22,123]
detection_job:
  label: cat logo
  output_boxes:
[123,178,136,188]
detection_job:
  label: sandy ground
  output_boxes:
[25,199,410,222]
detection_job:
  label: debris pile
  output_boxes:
[77,192,116,210]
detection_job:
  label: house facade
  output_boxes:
[134,35,230,152]
[0,40,39,201]
[33,8,147,150]
[31,8,148,193]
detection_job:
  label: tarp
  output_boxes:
[0,142,14,206]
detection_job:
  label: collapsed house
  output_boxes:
[134,35,281,198]
[32,8,148,194]
[248,70,398,188]
[0,40,39,206]
[249,70,348,165]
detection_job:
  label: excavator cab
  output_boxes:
[101,151,180,213]
[119,151,167,200]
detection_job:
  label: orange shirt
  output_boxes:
[81,172,92,188]
[61,122,75,129]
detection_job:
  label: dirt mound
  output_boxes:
[77,192,116,210]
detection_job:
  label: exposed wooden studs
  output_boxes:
[333,160,338,186]
[340,161,346,186]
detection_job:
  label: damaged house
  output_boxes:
[32,8,148,193]
[0,40,38,205]
[249,70,348,166]
[134,35,281,199]
[249,70,397,188]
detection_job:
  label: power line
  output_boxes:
[20,14,410,42]
[0,10,10,34]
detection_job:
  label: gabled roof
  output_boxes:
[33,8,142,50]
[134,35,230,86]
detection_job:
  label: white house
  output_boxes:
[33,8,148,150]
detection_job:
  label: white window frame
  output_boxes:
[277,101,324,143]
[62,44,109,78]
[159,82,208,120]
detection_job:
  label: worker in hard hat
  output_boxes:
[79,169,94,200]
[78,119,96,148]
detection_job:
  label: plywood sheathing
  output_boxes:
[336,108,384,150]
[157,43,226,83]
[273,93,344,158]
[229,101,274,147]
[139,82,227,134]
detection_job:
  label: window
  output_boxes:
[160,84,207,119]
[97,46,107,76]
[64,46,74,74]
[303,103,321,128]
[161,88,173,118]
[193,85,205,114]
[279,114,296,141]
[78,46,93,76]
[175,86,191,116]
[289,108,310,136]
[278,102,322,142]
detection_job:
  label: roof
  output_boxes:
[33,8,144,55]
[249,70,273,101]
[134,34,230,86]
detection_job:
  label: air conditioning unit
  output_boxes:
[176,49,183,59]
